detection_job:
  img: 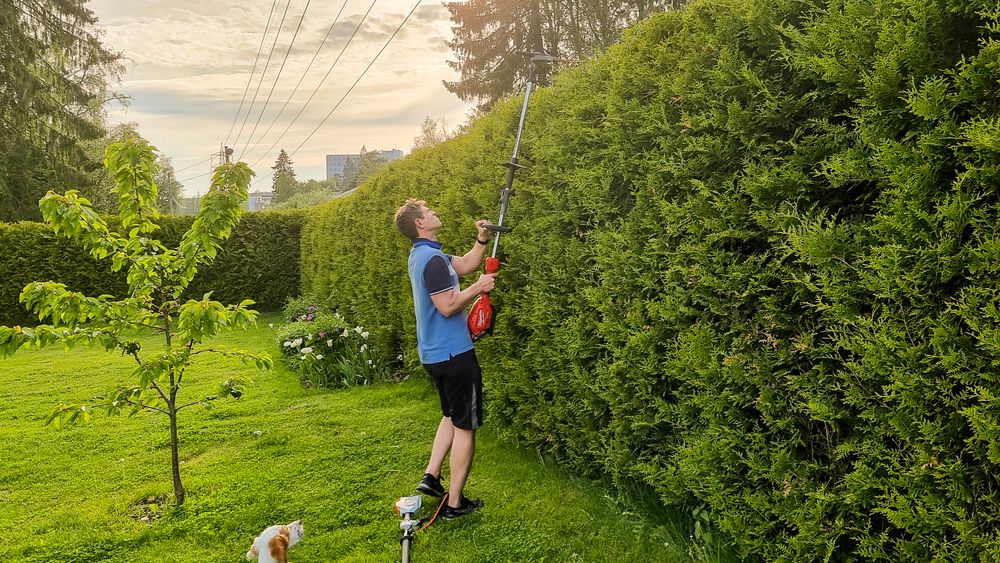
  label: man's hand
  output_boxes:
[475,273,496,293]
[475,220,492,242]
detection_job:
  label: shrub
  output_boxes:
[281,295,322,323]
[297,0,1000,559]
[275,308,391,388]
[0,211,304,326]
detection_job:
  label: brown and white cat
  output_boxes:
[246,520,304,563]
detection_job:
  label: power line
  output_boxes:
[238,0,315,161]
[240,0,350,162]
[289,1,421,159]
[231,0,294,151]
[223,0,280,146]
[245,0,378,169]
[173,157,212,174]
[249,0,421,188]
[177,169,213,184]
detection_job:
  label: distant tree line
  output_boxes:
[266,146,396,210]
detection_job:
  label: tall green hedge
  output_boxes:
[1,211,304,327]
[310,0,1000,559]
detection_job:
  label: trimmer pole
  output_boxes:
[489,52,554,258]
[469,52,554,342]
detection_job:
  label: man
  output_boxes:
[394,198,496,519]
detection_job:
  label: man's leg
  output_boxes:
[447,426,475,508]
[425,415,454,477]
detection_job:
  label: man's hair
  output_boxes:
[394,198,426,241]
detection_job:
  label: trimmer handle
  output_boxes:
[483,223,513,233]
[485,257,499,275]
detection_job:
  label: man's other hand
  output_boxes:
[476,273,496,293]
[475,220,492,241]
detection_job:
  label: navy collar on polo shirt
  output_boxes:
[413,238,442,250]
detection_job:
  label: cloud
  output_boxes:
[88,0,472,195]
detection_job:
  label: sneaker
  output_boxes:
[416,473,445,497]
[442,496,483,520]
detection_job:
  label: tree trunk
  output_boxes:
[168,406,185,505]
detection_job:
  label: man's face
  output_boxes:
[417,205,442,233]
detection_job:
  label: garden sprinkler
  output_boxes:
[469,52,555,341]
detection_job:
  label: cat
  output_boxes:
[246,520,304,563]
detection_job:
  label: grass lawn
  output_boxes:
[0,312,731,562]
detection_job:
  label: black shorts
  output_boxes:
[422,349,483,430]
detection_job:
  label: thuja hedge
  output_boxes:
[0,211,304,326]
[302,0,1000,559]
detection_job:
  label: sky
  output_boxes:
[88,0,476,196]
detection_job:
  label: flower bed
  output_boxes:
[274,301,389,388]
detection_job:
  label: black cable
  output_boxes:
[177,169,213,185]
[173,157,212,174]
[245,0,378,169]
[288,0,422,160]
[231,0,294,150]
[238,0,315,161]
[223,0,280,146]
[240,0,350,161]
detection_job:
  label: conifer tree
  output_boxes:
[443,0,686,109]
[271,149,298,203]
[0,0,123,221]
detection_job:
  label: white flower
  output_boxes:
[341,329,349,338]
[291,338,303,347]
[300,355,306,360]
[360,344,367,353]
[326,339,333,347]
[354,326,363,334]
[300,347,313,354]
[367,359,373,365]
[397,354,404,361]
[361,331,369,339]
[283,341,292,347]
[316,354,324,360]
[268,323,274,328]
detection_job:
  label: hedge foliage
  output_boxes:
[314,0,1000,559]
[1,211,304,327]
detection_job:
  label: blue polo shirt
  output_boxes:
[408,239,474,364]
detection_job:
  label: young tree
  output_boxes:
[0,138,271,506]
[271,149,298,203]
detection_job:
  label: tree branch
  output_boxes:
[122,397,168,415]
[176,397,215,412]
[148,379,170,404]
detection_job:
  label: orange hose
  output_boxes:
[419,493,449,531]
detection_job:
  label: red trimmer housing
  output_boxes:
[468,257,499,341]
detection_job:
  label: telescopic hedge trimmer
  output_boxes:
[468,52,555,342]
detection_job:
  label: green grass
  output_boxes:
[0,312,732,562]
